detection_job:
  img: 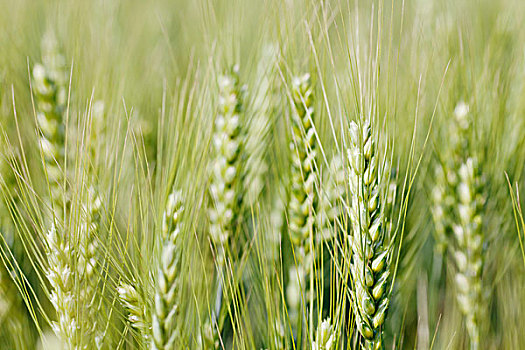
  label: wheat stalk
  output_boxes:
[151,191,184,349]
[347,119,391,350]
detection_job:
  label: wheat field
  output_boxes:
[1,0,525,349]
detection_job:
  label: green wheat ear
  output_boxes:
[450,103,486,350]
[244,44,278,207]
[431,102,471,257]
[431,102,486,349]
[32,30,68,218]
[312,318,335,350]
[78,187,104,347]
[205,65,246,348]
[32,31,82,349]
[453,157,485,350]
[347,119,391,350]
[286,73,317,329]
[152,190,184,349]
[208,65,245,264]
[118,282,150,344]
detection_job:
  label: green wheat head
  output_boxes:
[32,30,67,217]
[152,191,184,349]
[208,65,245,263]
[286,73,317,328]
[347,119,391,350]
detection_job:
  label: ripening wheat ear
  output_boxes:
[72,101,108,349]
[152,190,184,350]
[431,102,486,349]
[32,32,84,349]
[347,119,392,350]
[208,65,245,264]
[244,45,278,206]
[453,157,485,349]
[430,102,471,257]
[118,282,150,344]
[312,318,335,350]
[45,222,78,347]
[34,32,105,349]
[431,163,454,255]
[285,73,317,330]
[205,65,246,347]
[451,103,486,350]
[77,186,104,347]
[32,30,68,218]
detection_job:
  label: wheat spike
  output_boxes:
[431,102,471,256]
[199,319,220,349]
[33,32,88,349]
[78,187,103,348]
[347,119,391,350]
[208,65,245,263]
[244,45,278,206]
[453,157,485,350]
[205,66,246,348]
[152,191,184,350]
[451,103,485,350]
[286,73,317,328]
[312,318,335,350]
[45,223,79,348]
[32,31,67,217]
[118,282,150,344]
[431,102,486,349]
[44,190,103,349]
[431,164,454,255]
